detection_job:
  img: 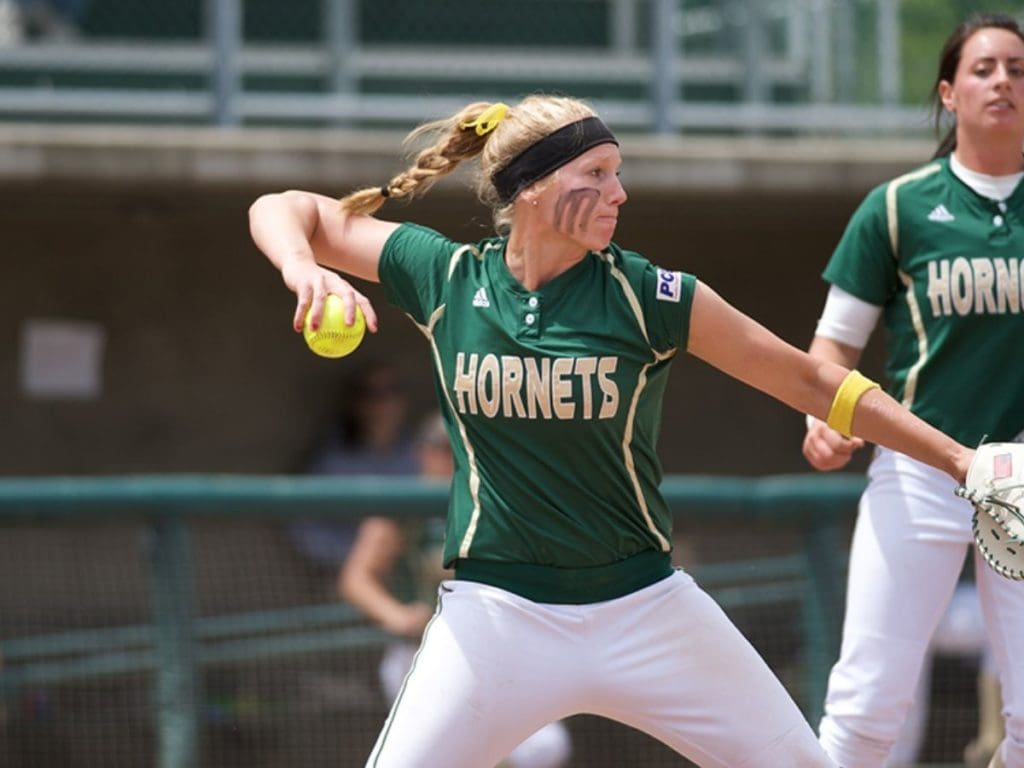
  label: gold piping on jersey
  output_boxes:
[883,163,941,409]
[884,163,942,259]
[897,270,929,410]
[412,303,486,560]
[622,361,671,551]
[448,242,483,280]
[600,251,652,344]
[448,246,494,556]
[601,251,673,552]
[446,239,500,281]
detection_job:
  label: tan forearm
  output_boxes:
[809,335,972,481]
[247,190,320,278]
[338,517,411,629]
[338,569,408,628]
[689,281,973,482]
[808,335,862,371]
[750,337,971,482]
[847,388,972,483]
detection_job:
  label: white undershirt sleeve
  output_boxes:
[813,285,883,350]
[805,286,883,430]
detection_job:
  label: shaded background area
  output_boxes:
[1,167,912,766]
[0,508,979,768]
[1,0,1005,764]
[0,176,884,477]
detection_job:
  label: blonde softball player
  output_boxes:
[250,93,978,767]
[804,14,1024,768]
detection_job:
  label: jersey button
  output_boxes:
[527,296,539,309]
[525,313,536,325]
[994,214,1004,227]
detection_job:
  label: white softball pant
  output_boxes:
[366,569,835,768]
[378,641,572,768]
[819,447,1024,768]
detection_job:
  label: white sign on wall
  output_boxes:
[20,319,106,400]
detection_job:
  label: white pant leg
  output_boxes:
[819,448,971,768]
[887,583,992,767]
[375,635,572,768]
[976,547,1024,768]
[366,581,577,768]
[884,657,930,767]
[369,571,835,768]
[581,571,835,768]
[505,721,572,768]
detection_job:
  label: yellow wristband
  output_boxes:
[826,370,880,438]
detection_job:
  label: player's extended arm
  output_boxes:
[803,336,867,472]
[686,281,971,484]
[248,189,399,333]
[338,517,433,638]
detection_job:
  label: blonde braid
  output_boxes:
[339,102,498,216]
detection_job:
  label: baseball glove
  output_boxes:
[956,442,1024,580]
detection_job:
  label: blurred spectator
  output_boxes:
[304,358,417,477]
[339,412,572,768]
[287,359,419,578]
[0,0,88,44]
[338,412,453,641]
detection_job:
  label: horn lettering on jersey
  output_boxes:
[452,353,620,420]
[927,256,1023,316]
[454,351,479,414]
[477,353,501,418]
[501,355,528,418]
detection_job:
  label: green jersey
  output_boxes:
[824,157,1024,447]
[379,223,696,603]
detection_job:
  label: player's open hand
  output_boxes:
[283,262,378,335]
[803,416,865,471]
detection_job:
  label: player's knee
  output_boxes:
[819,715,899,768]
[823,638,927,749]
[822,695,915,748]
[741,722,837,768]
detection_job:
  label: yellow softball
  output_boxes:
[303,294,366,358]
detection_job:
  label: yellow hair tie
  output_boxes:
[460,103,509,136]
[826,370,881,438]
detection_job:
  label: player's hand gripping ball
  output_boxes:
[303,294,366,358]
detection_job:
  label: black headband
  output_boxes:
[491,116,618,203]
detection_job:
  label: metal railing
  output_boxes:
[0,473,863,768]
[0,0,930,135]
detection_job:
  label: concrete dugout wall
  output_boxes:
[0,126,937,477]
